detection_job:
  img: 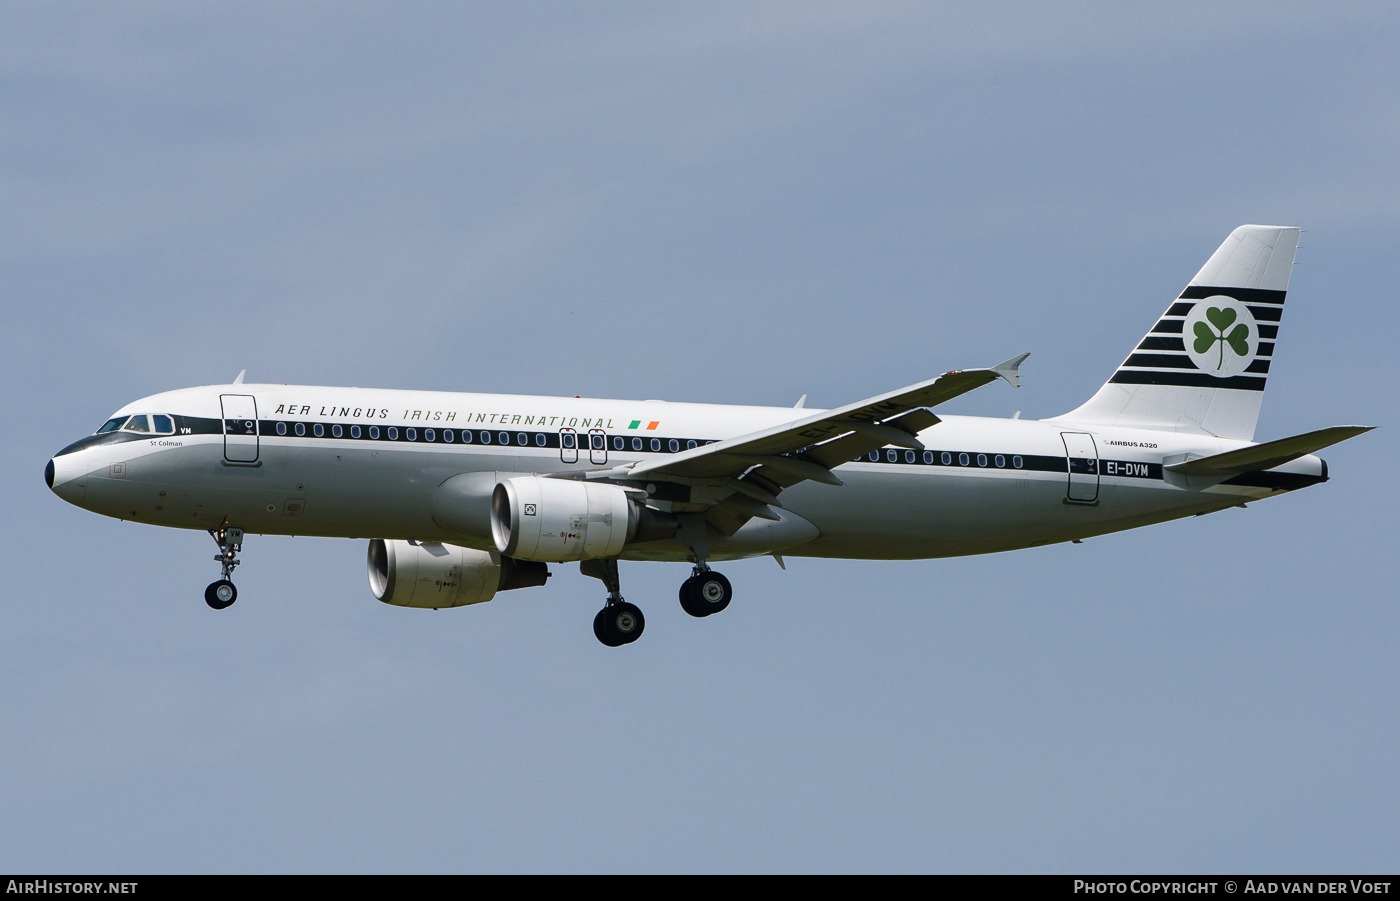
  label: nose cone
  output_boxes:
[47,449,89,505]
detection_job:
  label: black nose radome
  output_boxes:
[45,459,54,488]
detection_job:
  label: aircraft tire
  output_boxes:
[679,578,708,618]
[596,604,635,646]
[688,571,732,616]
[595,603,643,646]
[205,580,237,610]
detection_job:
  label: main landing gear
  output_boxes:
[582,557,644,647]
[205,525,243,610]
[581,557,737,647]
[679,567,732,618]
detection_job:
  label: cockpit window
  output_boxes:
[121,415,151,433]
[97,417,126,434]
[152,414,174,434]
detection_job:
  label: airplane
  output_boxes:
[45,225,1372,647]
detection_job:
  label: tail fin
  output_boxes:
[1054,224,1302,440]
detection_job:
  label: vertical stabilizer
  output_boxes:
[1052,225,1301,440]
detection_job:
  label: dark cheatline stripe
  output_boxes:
[1257,341,1275,356]
[1109,370,1267,391]
[181,416,224,435]
[855,449,1071,476]
[1247,305,1282,322]
[232,420,718,455]
[1179,286,1286,305]
[1123,353,1196,369]
[1245,359,1271,374]
[1258,325,1279,339]
[54,431,151,457]
[1151,319,1185,334]
[1137,336,1185,351]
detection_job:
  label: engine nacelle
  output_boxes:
[367,539,549,609]
[490,477,678,562]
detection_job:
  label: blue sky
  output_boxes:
[3,3,1397,872]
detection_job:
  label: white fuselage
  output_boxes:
[47,383,1326,562]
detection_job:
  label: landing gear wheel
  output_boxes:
[594,602,645,646]
[205,579,237,610]
[685,571,732,616]
[679,578,707,618]
[593,608,622,647]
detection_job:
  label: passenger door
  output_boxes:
[221,395,259,463]
[588,429,607,465]
[1061,432,1098,503]
[559,428,578,464]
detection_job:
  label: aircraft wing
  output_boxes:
[620,354,1029,490]
[1164,425,1374,476]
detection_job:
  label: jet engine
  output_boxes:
[490,477,678,562]
[367,539,549,609]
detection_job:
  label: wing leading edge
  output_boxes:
[604,354,1028,533]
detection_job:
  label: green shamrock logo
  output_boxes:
[1193,306,1250,370]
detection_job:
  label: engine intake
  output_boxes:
[490,477,678,562]
[367,539,549,608]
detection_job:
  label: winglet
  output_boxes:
[991,353,1030,389]
[232,370,246,385]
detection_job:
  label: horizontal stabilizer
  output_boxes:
[1165,426,1374,476]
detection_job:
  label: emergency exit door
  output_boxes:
[221,394,259,463]
[1061,431,1098,503]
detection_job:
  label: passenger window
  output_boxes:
[122,415,151,433]
[152,415,174,434]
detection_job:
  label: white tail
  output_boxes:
[1053,225,1302,441]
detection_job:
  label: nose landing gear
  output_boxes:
[205,525,243,610]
